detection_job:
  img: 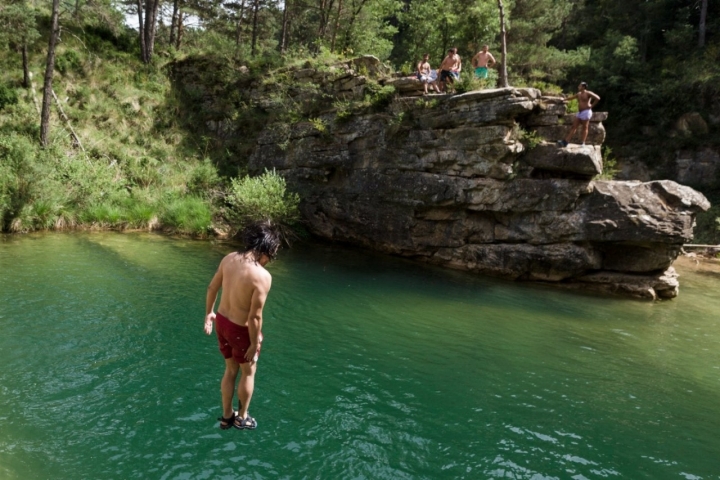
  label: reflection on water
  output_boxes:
[1,232,719,479]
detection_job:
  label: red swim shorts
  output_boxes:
[215,312,263,364]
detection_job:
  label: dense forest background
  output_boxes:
[1,0,719,239]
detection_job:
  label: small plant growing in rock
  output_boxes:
[517,127,543,150]
[364,81,395,110]
[596,146,620,180]
[309,117,327,133]
[333,100,353,122]
[415,98,439,109]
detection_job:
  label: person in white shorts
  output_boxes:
[416,53,440,95]
[557,82,601,147]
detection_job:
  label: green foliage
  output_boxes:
[0,83,18,110]
[415,98,440,109]
[333,100,353,122]
[160,196,213,235]
[55,50,83,76]
[454,69,498,94]
[692,188,720,244]
[363,81,395,110]
[565,98,579,114]
[517,128,543,150]
[596,146,620,180]
[226,170,300,229]
[309,117,327,133]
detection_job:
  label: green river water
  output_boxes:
[1,233,719,480]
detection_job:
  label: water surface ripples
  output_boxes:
[1,233,719,479]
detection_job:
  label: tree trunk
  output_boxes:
[40,0,61,147]
[140,0,161,63]
[251,0,260,57]
[279,0,290,53]
[342,0,368,49]
[236,0,246,47]
[699,0,708,48]
[176,10,184,49]
[497,0,509,88]
[169,0,179,46]
[137,0,146,62]
[22,42,30,89]
[330,0,343,52]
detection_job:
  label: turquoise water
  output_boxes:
[1,233,719,480]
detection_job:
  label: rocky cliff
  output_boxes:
[177,56,710,299]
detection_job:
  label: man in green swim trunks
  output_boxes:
[471,45,496,79]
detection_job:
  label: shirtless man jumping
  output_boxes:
[557,82,601,147]
[471,45,496,79]
[204,221,281,430]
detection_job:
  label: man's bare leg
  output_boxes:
[564,117,581,143]
[237,361,257,420]
[221,357,240,419]
[580,120,590,144]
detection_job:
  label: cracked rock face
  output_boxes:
[248,84,710,299]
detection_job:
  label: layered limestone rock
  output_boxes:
[241,68,709,299]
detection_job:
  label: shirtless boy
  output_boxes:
[471,45,496,79]
[417,53,440,95]
[204,221,281,430]
[439,48,461,92]
[557,82,601,147]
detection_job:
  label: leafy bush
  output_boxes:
[364,81,395,110]
[518,128,543,150]
[454,69,498,94]
[0,83,18,110]
[596,146,620,180]
[160,196,213,234]
[187,158,220,195]
[226,169,300,229]
[55,50,83,76]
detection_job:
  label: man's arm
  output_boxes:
[471,53,479,68]
[244,273,272,362]
[204,261,224,335]
[588,91,601,107]
[488,53,496,67]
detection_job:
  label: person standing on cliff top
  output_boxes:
[557,82,601,147]
[439,48,461,92]
[471,45,496,79]
[417,53,440,95]
[204,221,281,430]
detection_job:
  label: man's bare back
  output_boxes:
[211,252,272,327]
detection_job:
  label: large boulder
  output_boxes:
[521,143,603,177]
[243,78,710,299]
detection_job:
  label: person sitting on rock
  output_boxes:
[416,53,440,95]
[439,48,461,93]
[557,82,601,147]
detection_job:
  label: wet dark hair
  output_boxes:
[240,220,281,261]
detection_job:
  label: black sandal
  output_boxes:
[218,411,237,430]
[234,414,257,430]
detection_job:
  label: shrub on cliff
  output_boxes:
[226,170,300,232]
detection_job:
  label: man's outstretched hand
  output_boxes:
[204,312,216,335]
